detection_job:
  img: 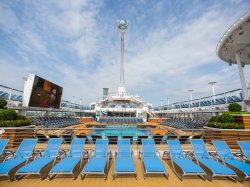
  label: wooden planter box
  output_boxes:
[1,127,35,149]
[204,127,250,149]
[232,114,250,129]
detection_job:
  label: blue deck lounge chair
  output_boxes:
[0,139,37,180]
[81,139,109,180]
[167,139,206,180]
[191,139,237,181]
[213,140,250,182]
[48,138,86,180]
[140,139,168,179]
[113,139,137,180]
[237,141,250,162]
[15,138,62,180]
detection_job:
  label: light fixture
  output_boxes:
[227,36,233,43]
[238,27,244,35]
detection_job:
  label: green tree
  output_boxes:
[228,103,242,112]
[218,113,235,123]
[0,99,7,109]
[0,109,18,121]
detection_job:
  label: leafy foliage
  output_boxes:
[0,109,18,121]
[0,99,7,109]
[228,103,242,112]
[207,122,243,129]
[0,107,28,127]
[218,113,235,123]
[208,112,241,129]
[0,120,31,127]
[209,116,219,123]
[209,113,235,123]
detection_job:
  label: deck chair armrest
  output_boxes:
[156,150,162,158]
[208,151,220,161]
[114,151,117,158]
[232,152,244,160]
[185,151,194,160]
[88,150,93,160]
[32,150,42,160]
[83,150,89,159]
[2,150,15,161]
[138,150,142,159]
[108,150,112,159]
[5,150,15,156]
[58,150,67,159]
[162,151,170,160]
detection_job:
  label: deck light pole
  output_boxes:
[208,81,216,104]
[188,90,193,108]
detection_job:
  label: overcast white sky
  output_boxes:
[0,0,250,106]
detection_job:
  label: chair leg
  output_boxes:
[164,173,169,180]
[200,174,206,181]
[207,175,212,181]
[232,176,238,183]
[113,174,115,180]
[72,172,77,180]
[134,173,137,180]
[9,174,15,182]
[15,174,20,181]
[172,165,182,181]
[81,174,86,180]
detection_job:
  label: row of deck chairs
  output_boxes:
[0,139,249,181]
[162,118,207,129]
[35,133,201,145]
[32,117,79,128]
[99,117,144,123]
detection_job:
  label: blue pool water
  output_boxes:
[92,125,151,139]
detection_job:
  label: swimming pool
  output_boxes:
[92,125,151,139]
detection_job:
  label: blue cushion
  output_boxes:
[83,157,107,172]
[143,157,166,172]
[0,158,27,174]
[50,157,81,173]
[226,160,250,175]
[117,152,131,157]
[198,159,236,175]
[115,157,135,172]
[17,157,54,173]
[172,158,204,173]
[143,151,156,157]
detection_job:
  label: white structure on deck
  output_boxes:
[94,20,151,121]
[216,10,250,111]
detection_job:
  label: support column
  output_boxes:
[117,20,128,94]
[235,51,250,111]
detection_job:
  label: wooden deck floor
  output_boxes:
[0,155,249,187]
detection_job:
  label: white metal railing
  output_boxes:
[153,88,245,111]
